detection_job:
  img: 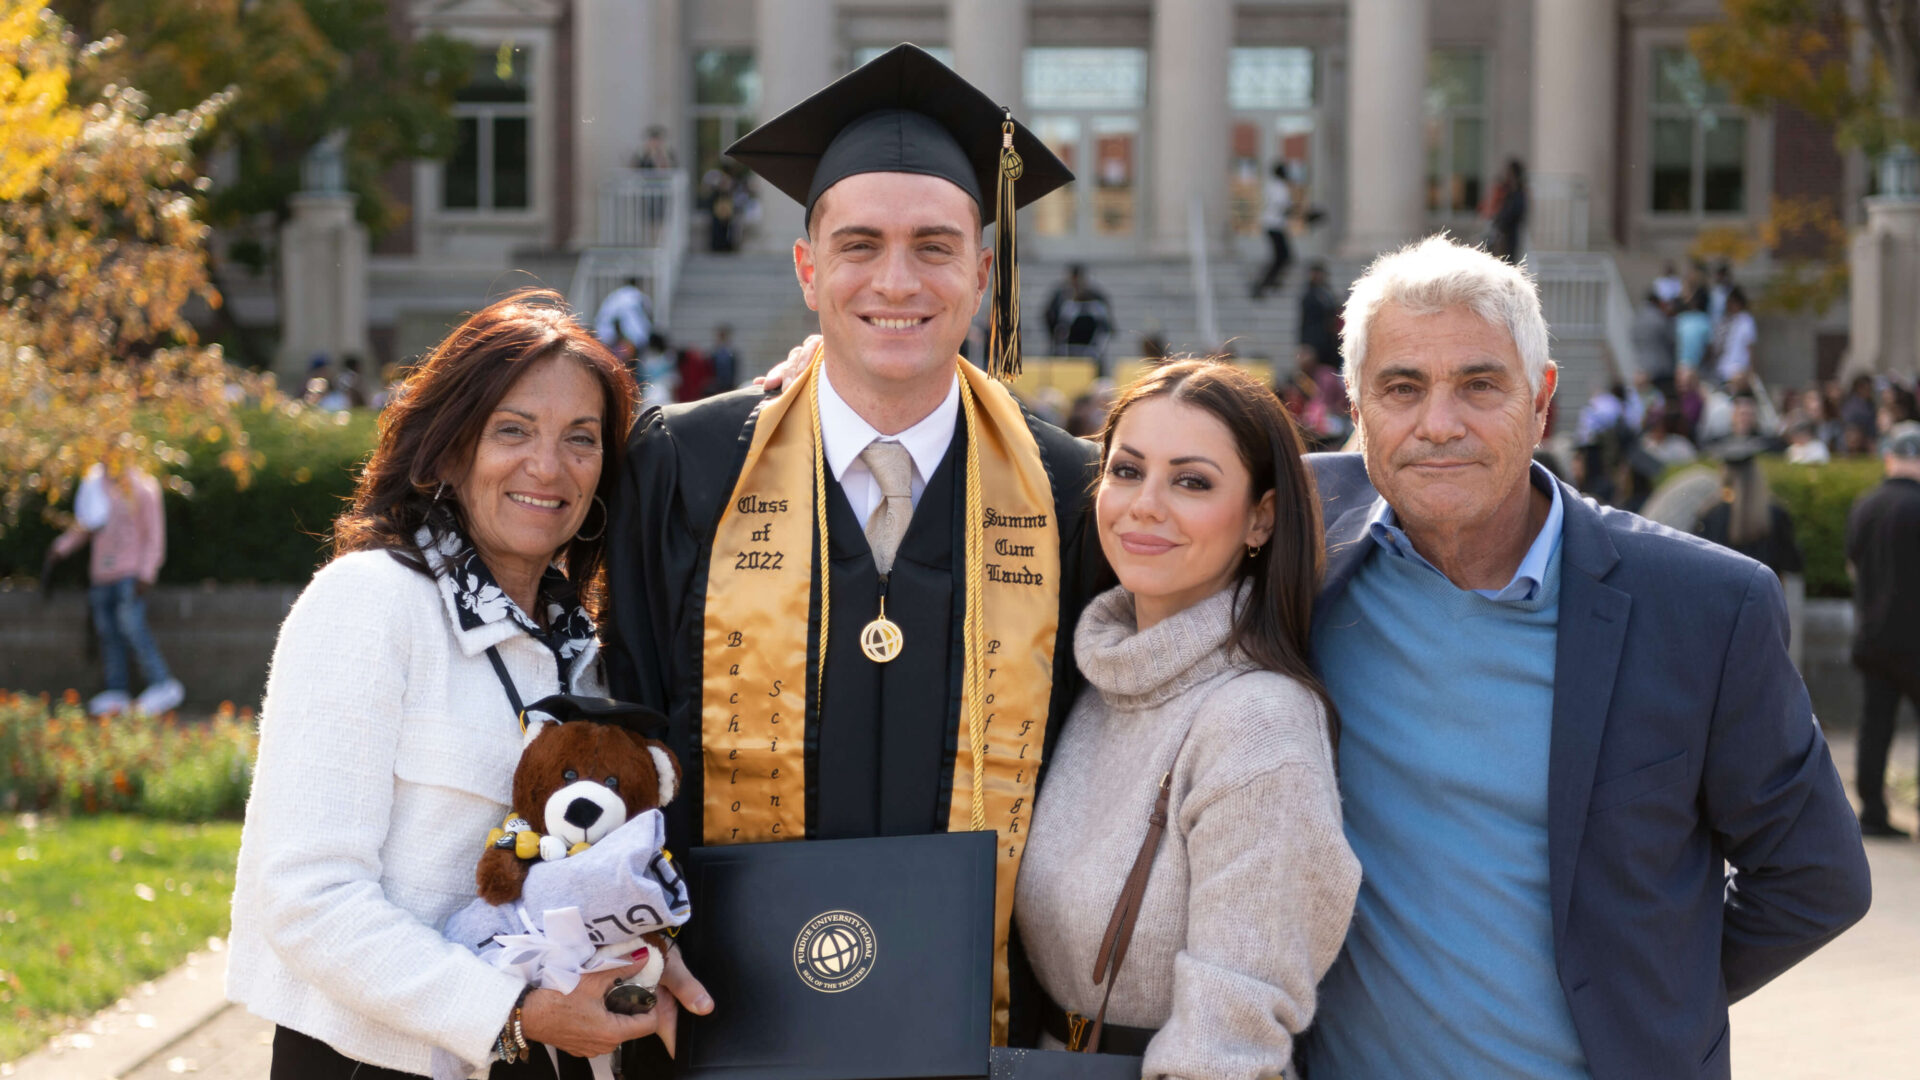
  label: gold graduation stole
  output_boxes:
[700,346,1062,1043]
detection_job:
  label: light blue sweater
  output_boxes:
[1308,541,1590,1079]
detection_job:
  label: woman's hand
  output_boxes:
[517,949,713,1059]
[519,963,656,1059]
[752,334,822,395]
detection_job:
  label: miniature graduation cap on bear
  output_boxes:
[725,43,1074,380]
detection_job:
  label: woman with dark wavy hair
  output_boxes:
[1014,359,1359,1076]
[227,290,709,1078]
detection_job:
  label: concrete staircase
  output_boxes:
[661,250,1362,383]
[664,252,818,379]
[1029,255,1328,363]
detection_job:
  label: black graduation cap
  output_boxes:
[725,43,1074,380]
[522,693,668,738]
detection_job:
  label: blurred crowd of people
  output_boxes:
[1572,262,1920,515]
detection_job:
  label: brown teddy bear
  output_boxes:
[476,706,681,906]
[439,691,695,1076]
[437,695,691,1080]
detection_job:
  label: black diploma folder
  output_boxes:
[675,830,997,1080]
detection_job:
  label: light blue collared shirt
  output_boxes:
[1364,461,1565,602]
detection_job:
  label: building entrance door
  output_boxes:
[1230,113,1324,264]
[1027,113,1143,255]
[1021,46,1148,259]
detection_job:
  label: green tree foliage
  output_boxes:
[1690,1,1909,153]
[53,0,470,238]
[1,0,275,531]
[1684,1,1920,313]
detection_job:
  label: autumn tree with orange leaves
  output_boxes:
[1688,0,1920,312]
[0,0,277,532]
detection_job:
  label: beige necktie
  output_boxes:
[859,440,915,576]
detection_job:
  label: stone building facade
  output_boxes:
[290,0,1853,386]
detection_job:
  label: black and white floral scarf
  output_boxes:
[417,524,597,671]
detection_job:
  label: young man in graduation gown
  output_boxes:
[601,45,1110,1050]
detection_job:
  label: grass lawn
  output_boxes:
[0,814,242,1063]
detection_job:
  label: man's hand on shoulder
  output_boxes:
[752,335,822,395]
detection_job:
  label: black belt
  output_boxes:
[1038,996,1157,1057]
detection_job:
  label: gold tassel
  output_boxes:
[987,111,1023,384]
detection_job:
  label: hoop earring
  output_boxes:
[431,481,448,507]
[1247,543,1263,560]
[574,495,608,542]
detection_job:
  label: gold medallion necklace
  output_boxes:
[806,355,983,673]
[860,595,904,663]
[809,367,907,664]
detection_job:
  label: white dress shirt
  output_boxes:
[817,364,960,524]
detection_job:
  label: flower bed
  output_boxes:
[0,692,257,819]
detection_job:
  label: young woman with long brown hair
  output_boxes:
[1013,359,1359,1077]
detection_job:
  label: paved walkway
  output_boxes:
[8,731,1918,1079]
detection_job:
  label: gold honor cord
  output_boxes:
[940,361,1063,1044]
[808,351,831,717]
[959,379,989,831]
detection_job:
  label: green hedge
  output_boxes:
[1762,455,1883,600]
[0,407,378,585]
[2,411,1884,598]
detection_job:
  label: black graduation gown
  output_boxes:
[603,386,1109,857]
[604,388,1108,1058]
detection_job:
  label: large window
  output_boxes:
[444,43,531,211]
[1023,48,1147,243]
[1023,47,1147,111]
[1229,47,1314,111]
[1229,48,1318,238]
[1425,49,1487,216]
[1649,46,1746,214]
[692,49,759,174]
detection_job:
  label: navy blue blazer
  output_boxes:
[1307,453,1871,1080]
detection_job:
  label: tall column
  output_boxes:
[1849,190,1920,379]
[277,193,369,387]
[573,0,654,249]
[1149,0,1233,255]
[1531,0,1617,248]
[1342,0,1428,256]
[951,0,1028,113]
[753,0,837,252]
[651,0,684,144]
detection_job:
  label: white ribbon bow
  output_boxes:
[485,904,630,994]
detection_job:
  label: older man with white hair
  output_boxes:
[1301,236,1870,1080]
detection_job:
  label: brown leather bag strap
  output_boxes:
[1082,728,1191,1054]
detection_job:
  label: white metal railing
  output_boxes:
[1526,250,1636,380]
[569,247,674,339]
[572,168,689,332]
[1599,252,1638,380]
[1189,195,1221,353]
[1528,252,1608,338]
[596,168,689,249]
[1528,173,1591,253]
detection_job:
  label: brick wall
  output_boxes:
[1772,102,1845,260]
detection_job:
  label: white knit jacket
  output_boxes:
[227,548,604,1075]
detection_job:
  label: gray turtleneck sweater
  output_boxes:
[1014,585,1359,1079]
